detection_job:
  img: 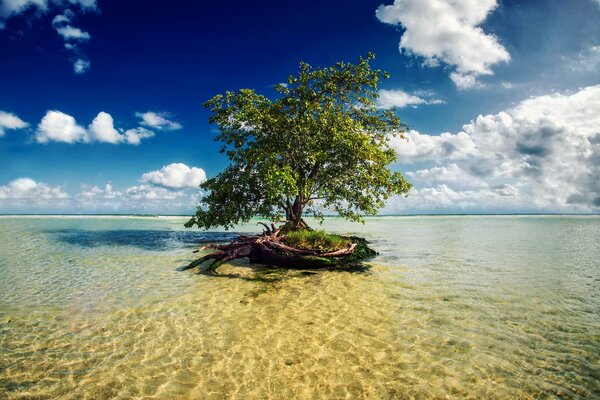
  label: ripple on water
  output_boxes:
[1,216,599,399]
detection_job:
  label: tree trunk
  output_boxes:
[284,195,308,231]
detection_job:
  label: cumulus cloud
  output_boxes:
[72,180,200,212]
[73,58,90,74]
[52,11,90,41]
[37,110,156,145]
[449,72,482,90]
[0,178,68,202]
[68,0,97,11]
[376,0,510,89]
[136,112,183,131]
[0,0,97,27]
[389,129,477,164]
[376,89,444,109]
[36,110,88,143]
[77,183,121,201]
[123,127,154,145]
[140,163,207,189]
[406,163,487,190]
[58,26,90,40]
[0,163,205,213]
[389,84,600,212]
[0,0,47,26]
[125,184,184,201]
[104,163,207,210]
[383,183,521,213]
[87,112,122,144]
[0,111,29,136]
[51,10,93,73]
[1,1,97,72]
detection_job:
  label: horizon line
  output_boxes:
[0,213,598,217]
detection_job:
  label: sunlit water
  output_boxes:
[0,216,599,399]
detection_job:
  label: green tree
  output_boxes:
[186,53,411,230]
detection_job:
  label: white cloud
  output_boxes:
[567,45,600,73]
[384,183,520,212]
[123,127,154,145]
[136,111,183,131]
[1,3,97,72]
[56,25,90,40]
[88,112,122,144]
[0,166,204,213]
[72,180,200,212]
[0,111,28,136]
[36,110,88,143]
[108,163,207,209]
[449,72,482,90]
[73,58,90,74]
[0,178,68,202]
[389,129,477,164]
[376,0,510,89]
[376,89,444,109]
[0,0,47,25]
[407,163,487,190]
[140,163,206,189]
[52,11,90,40]
[125,184,183,201]
[68,0,97,11]
[37,110,156,145]
[75,183,123,211]
[77,183,122,201]
[51,10,92,74]
[0,0,96,27]
[390,84,600,212]
[51,12,68,23]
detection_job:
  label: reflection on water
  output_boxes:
[0,216,599,399]
[50,229,242,251]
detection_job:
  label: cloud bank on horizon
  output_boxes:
[0,162,206,214]
[387,84,600,213]
[1,84,599,214]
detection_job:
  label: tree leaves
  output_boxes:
[187,54,412,230]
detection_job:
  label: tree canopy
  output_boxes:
[186,53,411,230]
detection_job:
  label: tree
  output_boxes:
[186,53,411,231]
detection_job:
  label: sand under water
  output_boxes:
[0,215,599,399]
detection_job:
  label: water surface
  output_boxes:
[0,216,599,399]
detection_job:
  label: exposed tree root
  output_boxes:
[182,225,374,273]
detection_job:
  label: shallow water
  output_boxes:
[0,216,599,399]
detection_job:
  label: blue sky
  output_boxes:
[1,0,599,214]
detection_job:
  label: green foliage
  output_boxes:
[282,230,351,252]
[343,237,378,262]
[186,53,412,230]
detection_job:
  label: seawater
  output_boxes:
[0,216,599,399]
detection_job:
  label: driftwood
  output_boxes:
[182,224,373,273]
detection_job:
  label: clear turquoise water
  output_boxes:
[0,216,599,399]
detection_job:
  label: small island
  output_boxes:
[184,54,411,272]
